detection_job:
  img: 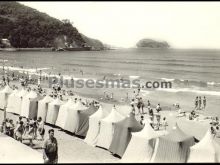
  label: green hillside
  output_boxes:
[0,2,104,50]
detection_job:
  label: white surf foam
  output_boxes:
[156,87,220,96]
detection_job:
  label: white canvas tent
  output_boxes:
[63,100,88,132]
[46,98,63,125]
[0,134,43,163]
[187,129,220,162]
[150,124,195,163]
[96,107,125,149]
[121,120,168,163]
[0,85,13,109]
[56,98,76,128]
[84,105,106,146]
[6,89,19,113]
[13,89,28,115]
[20,90,38,118]
[37,95,54,122]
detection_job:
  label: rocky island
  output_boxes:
[136,39,170,48]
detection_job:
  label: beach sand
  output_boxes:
[0,73,220,162]
[1,102,219,163]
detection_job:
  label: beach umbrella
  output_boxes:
[121,120,168,163]
[20,90,39,118]
[56,98,76,129]
[84,105,107,146]
[109,112,143,158]
[187,129,220,162]
[96,107,125,149]
[46,98,63,125]
[63,100,88,133]
[6,89,19,113]
[150,123,195,163]
[0,85,13,109]
[74,103,98,137]
[37,95,54,122]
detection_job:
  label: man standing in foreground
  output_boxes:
[43,129,58,164]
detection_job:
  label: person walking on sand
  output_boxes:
[137,97,142,114]
[162,117,168,130]
[147,100,151,109]
[203,96,206,109]
[198,96,202,110]
[195,96,198,110]
[43,129,58,164]
[37,117,45,141]
[139,97,145,114]
[14,121,25,142]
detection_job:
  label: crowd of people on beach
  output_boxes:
[130,88,168,131]
[0,116,45,146]
[0,69,220,163]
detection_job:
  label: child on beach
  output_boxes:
[14,121,25,142]
[131,104,135,114]
[37,117,45,140]
[149,108,154,122]
[211,126,217,137]
[8,119,15,138]
[24,123,35,147]
[140,115,145,125]
[161,117,168,130]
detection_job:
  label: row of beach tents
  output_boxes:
[0,85,220,163]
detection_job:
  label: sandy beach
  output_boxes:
[0,92,219,163]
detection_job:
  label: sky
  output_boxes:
[20,2,220,49]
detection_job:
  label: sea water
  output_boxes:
[0,48,220,115]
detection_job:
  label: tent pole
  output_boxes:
[3,106,6,121]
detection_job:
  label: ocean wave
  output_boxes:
[0,66,49,73]
[129,75,140,79]
[161,78,175,82]
[156,88,220,96]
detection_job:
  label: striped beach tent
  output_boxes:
[122,120,168,162]
[109,112,143,158]
[46,97,63,125]
[96,106,125,149]
[150,123,195,163]
[56,98,76,129]
[0,85,13,109]
[12,89,28,115]
[20,90,38,118]
[84,105,107,146]
[6,89,19,113]
[74,103,98,137]
[187,129,220,162]
[37,95,54,122]
[63,100,88,133]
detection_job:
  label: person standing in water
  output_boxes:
[203,96,206,109]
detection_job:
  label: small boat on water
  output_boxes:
[56,48,65,51]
